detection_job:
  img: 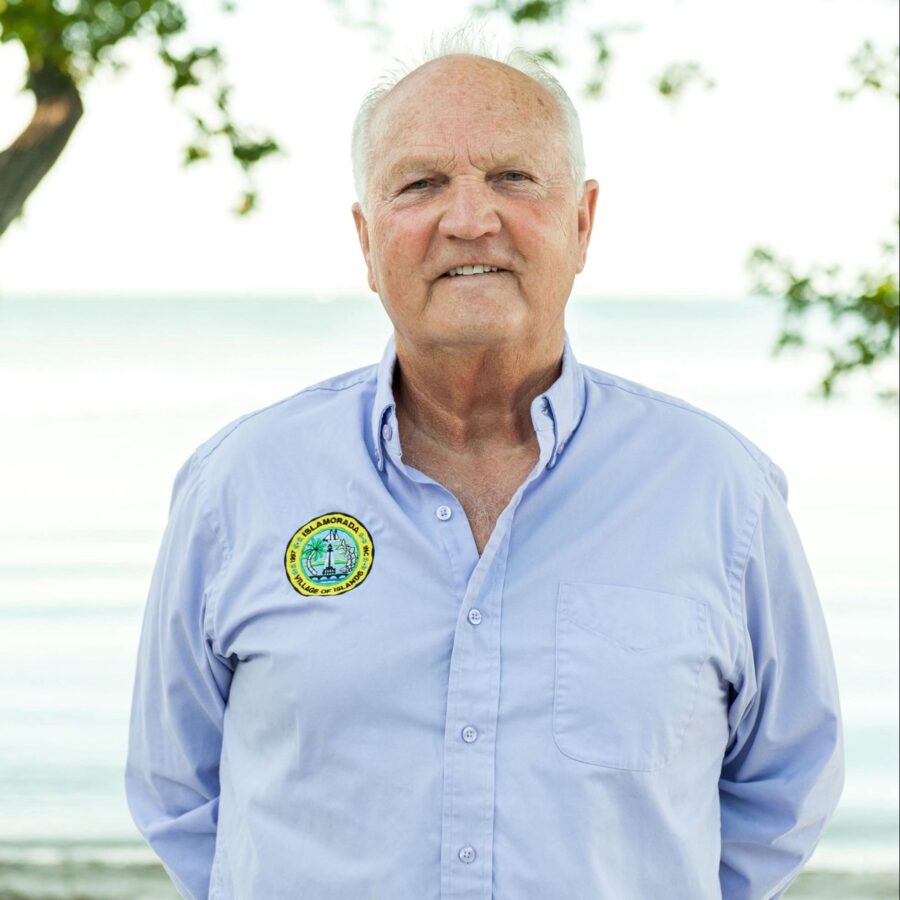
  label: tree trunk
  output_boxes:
[0,63,83,239]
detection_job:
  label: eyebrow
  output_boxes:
[384,155,455,181]
[384,151,540,182]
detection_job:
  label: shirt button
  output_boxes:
[381,422,393,441]
[461,725,478,743]
[458,845,477,864]
[435,505,452,521]
[467,608,482,625]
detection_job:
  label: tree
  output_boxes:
[2,0,897,402]
[0,0,280,238]
[303,537,328,575]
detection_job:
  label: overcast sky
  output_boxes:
[0,0,897,299]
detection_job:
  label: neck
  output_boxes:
[392,329,564,455]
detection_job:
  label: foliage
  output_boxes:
[838,39,900,101]
[0,0,281,216]
[1,0,898,404]
[655,61,716,99]
[748,217,899,403]
[474,0,571,24]
[747,37,899,403]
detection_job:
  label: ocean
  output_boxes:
[0,294,897,898]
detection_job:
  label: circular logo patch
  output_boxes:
[284,512,374,597]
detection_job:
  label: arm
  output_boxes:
[125,452,234,900]
[719,459,845,899]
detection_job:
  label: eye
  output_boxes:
[500,171,530,182]
[402,179,431,192]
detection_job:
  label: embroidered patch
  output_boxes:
[284,512,374,596]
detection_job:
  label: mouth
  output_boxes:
[439,264,510,279]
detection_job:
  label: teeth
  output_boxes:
[446,265,501,277]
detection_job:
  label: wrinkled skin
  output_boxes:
[352,53,599,457]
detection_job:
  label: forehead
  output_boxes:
[370,56,566,175]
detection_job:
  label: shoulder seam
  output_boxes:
[194,373,373,464]
[583,371,767,470]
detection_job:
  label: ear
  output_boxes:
[575,179,600,274]
[352,202,378,294]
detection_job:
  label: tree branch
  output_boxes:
[0,63,84,238]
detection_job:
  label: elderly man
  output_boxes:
[126,32,844,900]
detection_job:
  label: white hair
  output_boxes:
[351,22,587,215]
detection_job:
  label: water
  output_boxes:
[0,294,897,898]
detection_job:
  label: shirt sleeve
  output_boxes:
[125,452,235,900]
[718,457,845,900]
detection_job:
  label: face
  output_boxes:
[352,55,599,352]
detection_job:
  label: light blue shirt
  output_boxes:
[125,330,844,899]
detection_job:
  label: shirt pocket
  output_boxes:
[553,581,710,771]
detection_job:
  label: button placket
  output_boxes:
[439,429,556,897]
[440,562,496,896]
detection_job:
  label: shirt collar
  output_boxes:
[370,329,586,472]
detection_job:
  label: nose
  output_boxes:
[438,178,502,241]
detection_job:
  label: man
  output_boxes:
[126,30,845,900]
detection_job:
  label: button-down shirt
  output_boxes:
[125,330,844,899]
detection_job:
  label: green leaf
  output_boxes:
[509,0,565,24]
[745,225,899,402]
[774,331,805,352]
[233,190,256,216]
[654,62,716,100]
[534,47,560,66]
[184,143,209,164]
[231,137,281,167]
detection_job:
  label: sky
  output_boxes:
[0,0,897,298]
